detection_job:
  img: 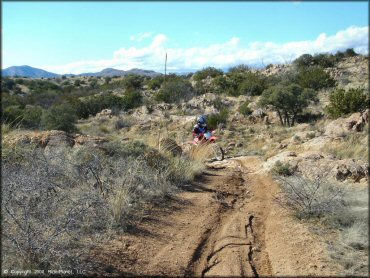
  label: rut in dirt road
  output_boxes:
[185,160,272,277]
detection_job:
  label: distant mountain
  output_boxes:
[2,65,60,78]
[79,68,162,77]
[2,65,162,78]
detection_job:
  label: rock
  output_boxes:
[251,108,266,118]
[277,143,288,149]
[336,160,368,182]
[302,152,324,160]
[263,115,269,125]
[96,109,113,118]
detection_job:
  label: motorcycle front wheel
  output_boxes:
[211,144,224,161]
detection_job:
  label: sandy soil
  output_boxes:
[86,156,342,277]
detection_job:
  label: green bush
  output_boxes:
[238,101,253,116]
[228,64,250,73]
[237,72,266,96]
[147,76,164,90]
[294,54,315,68]
[193,67,223,81]
[210,75,231,94]
[41,103,78,132]
[2,105,24,126]
[155,79,194,103]
[207,109,229,130]
[123,74,144,90]
[325,88,368,119]
[22,106,43,128]
[272,161,294,176]
[312,53,336,68]
[122,90,142,110]
[297,66,336,90]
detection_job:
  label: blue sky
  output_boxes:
[2,1,369,74]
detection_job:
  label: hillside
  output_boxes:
[2,65,60,78]
[2,52,369,276]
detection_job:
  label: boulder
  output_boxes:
[335,159,368,182]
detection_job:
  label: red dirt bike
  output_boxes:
[192,130,224,161]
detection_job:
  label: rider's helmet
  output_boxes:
[197,115,206,125]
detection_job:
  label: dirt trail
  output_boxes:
[88,156,341,276]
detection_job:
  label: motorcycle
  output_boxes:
[192,130,224,161]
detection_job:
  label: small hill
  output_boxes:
[2,65,60,78]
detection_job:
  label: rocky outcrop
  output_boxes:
[325,110,369,138]
[261,151,368,184]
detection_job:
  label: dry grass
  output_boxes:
[321,132,368,161]
[327,186,368,275]
[187,143,215,162]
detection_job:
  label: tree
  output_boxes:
[325,88,368,118]
[259,84,317,126]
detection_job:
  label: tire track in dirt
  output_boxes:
[88,156,341,277]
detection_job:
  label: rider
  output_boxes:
[192,115,208,139]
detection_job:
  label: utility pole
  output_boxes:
[164,52,167,84]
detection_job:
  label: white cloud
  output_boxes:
[42,26,369,74]
[130,32,153,42]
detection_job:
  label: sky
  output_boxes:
[2,1,369,74]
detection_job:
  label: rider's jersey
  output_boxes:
[193,123,208,136]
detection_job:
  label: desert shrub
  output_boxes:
[275,168,344,218]
[26,90,61,108]
[272,161,294,176]
[210,75,231,94]
[237,72,266,96]
[211,97,227,111]
[343,48,358,57]
[41,103,78,132]
[22,105,43,128]
[297,66,336,90]
[206,109,229,130]
[193,67,223,81]
[74,79,81,86]
[155,79,194,103]
[2,146,112,270]
[259,84,317,126]
[71,93,135,119]
[147,76,164,90]
[2,105,24,126]
[238,101,253,116]
[89,78,98,89]
[123,74,144,90]
[122,89,142,110]
[104,76,112,84]
[1,78,16,90]
[312,53,336,68]
[325,88,368,118]
[114,117,132,130]
[294,54,315,68]
[228,64,250,73]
